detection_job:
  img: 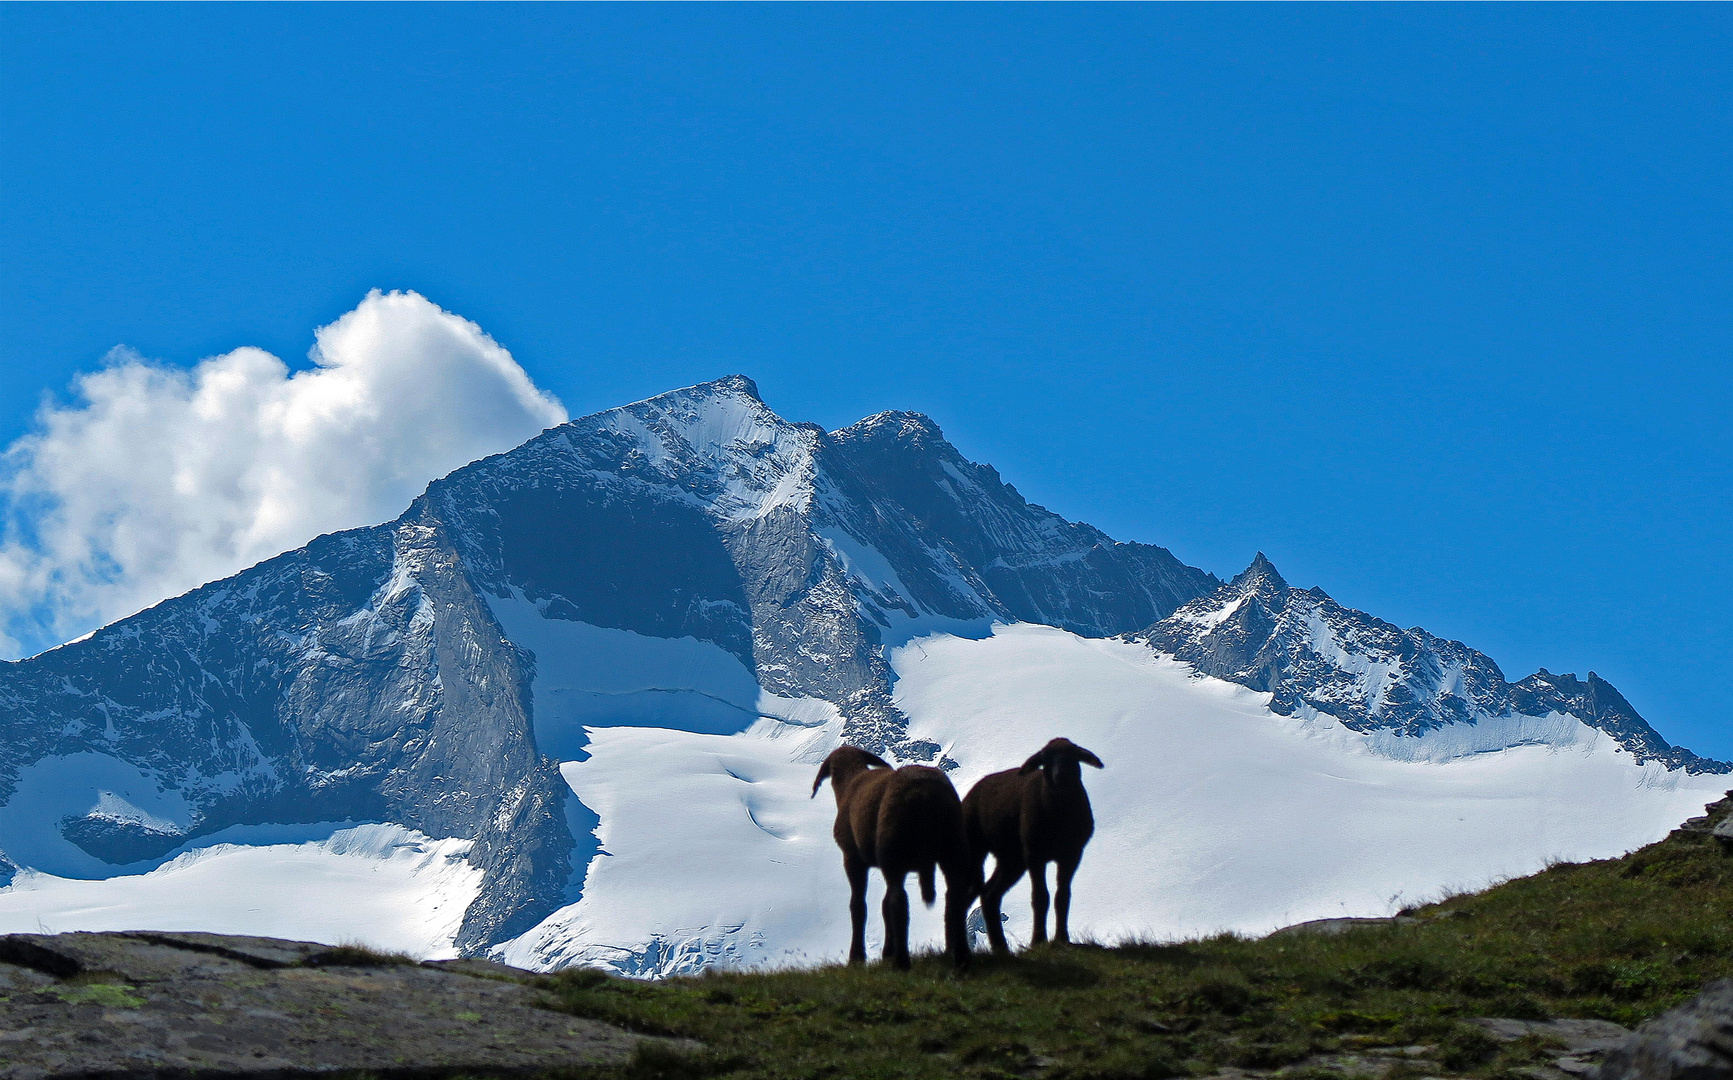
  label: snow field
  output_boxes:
[894,624,1725,943]
[0,823,482,958]
[495,718,850,974]
[3,620,1718,975]
[504,622,1723,975]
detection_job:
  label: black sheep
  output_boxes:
[962,737,1104,953]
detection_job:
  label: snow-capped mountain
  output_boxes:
[0,376,1722,974]
[0,376,1215,955]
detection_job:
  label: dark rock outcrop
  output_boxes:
[1590,978,1733,1080]
[1673,791,1733,847]
[0,931,662,1078]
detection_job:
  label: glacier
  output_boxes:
[492,621,1723,977]
[0,374,1722,970]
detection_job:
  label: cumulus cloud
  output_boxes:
[0,290,568,658]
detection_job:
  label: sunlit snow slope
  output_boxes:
[495,622,1724,977]
[897,625,1723,939]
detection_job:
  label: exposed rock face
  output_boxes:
[0,931,653,1078]
[1134,554,1727,773]
[0,376,1216,953]
[1509,668,1702,772]
[825,410,1214,638]
[419,377,1218,755]
[0,515,571,956]
[1590,978,1733,1080]
[1471,1018,1635,1078]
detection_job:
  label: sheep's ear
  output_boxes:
[1019,749,1046,774]
[811,760,832,798]
[1074,746,1105,769]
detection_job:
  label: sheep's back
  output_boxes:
[834,768,898,860]
[872,766,966,872]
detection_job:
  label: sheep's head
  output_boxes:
[811,745,893,798]
[1019,737,1104,787]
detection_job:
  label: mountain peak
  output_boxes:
[589,374,772,431]
[1232,552,1289,594]
[834,410,946,445]
[705,374,762,401]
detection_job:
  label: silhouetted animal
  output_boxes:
[962,737,1104,953]
[812,746,974,970]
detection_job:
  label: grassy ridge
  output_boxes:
[541,820,1733,1080]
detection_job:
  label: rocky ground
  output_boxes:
[0,927,1719,1080]
[0,931,672,1079]
[1224,918,1637,1080]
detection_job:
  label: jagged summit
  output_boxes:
[1231,552,1290,596]
[623,372,764,406]
[711,373,762,401]
[834,409,945,442]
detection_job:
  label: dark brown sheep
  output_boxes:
[962,737,1104,954]
[812,745,974,970]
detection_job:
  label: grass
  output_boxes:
[43,979,146,1009]
[300,942,420,968]
[529,822,1733,1080]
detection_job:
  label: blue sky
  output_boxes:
[2,5,1729,755]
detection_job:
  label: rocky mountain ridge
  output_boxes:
[1135,553,1725,773]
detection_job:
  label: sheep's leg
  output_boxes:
[980,856,1024,956]
[845,855,870,964]
[881,873,912,970]
[941,860,973,970]
[1029,859,1051,946]
[1054,852,1081,945]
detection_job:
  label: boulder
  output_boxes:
[1711,816,1733,852]
[1468,1017,1633,1077]
[1590,978,1733,1080]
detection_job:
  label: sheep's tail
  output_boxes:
[918,865,937,907]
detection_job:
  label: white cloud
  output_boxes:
[0,290,568,658]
